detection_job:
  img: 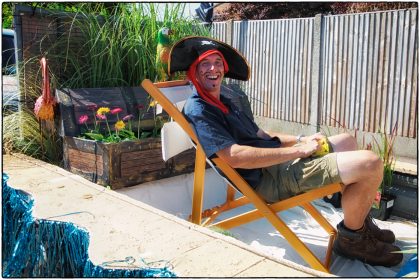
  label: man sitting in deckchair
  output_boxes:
[168,36,402,267]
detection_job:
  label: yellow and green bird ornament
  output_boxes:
[156,27,173,81]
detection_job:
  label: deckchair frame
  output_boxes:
[142,79,341,273]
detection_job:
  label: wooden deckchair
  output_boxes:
[141,79,342,273]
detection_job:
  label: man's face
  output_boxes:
[196,53,225,93]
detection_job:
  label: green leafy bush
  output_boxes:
[4,3,210,163]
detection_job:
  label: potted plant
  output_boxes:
[77,102,161,143]
[4,2,210,167]
[56,86,196,189]
[369,126,398,221]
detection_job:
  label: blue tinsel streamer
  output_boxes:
[2,173,34,270]
[2,173,176,278]
[395,254,418,277]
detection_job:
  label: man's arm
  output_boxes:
[217,128,326,169]
[258,129,326,147]
[216,141,320,169]
[256,129,297,147]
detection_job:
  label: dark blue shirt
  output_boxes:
[183,88,281,188]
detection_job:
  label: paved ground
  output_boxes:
[3,153,331,277]
[394,158,417,176]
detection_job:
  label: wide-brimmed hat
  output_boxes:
[168,36,250,81]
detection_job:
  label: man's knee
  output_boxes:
[329,133,358,151]
[341,133,358,150]
[359,150,383,180]
[341,132,357,144]
[337,150,383,186]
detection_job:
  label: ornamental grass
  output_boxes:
[4,3,210,162]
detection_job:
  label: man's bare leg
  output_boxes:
[327,133,382,230]
[328,140,402,267]
[328,133,358,152]
[336,150,382,229]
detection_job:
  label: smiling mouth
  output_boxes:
[206,74,220,81]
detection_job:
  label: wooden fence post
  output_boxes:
[226,19,234,46]
[309,13,324,133]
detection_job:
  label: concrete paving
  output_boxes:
[394,158,417,176]
[2,153,332,277]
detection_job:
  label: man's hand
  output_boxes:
[298,139,321,158]
[301,132,326,144]
[297,133,328,158]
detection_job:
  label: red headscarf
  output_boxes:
[187,50,230,114]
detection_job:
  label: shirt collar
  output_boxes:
[192,86,234,107]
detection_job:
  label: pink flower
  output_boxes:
[110,108,123,114]
[96,114,107,120]
[78,114,88,124]
[87,104,98,111]
[375,191,381,202]
[123,114,134,121]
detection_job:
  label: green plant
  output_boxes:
[368,125,398,208]
[3,109,62,165]
[2,3,13,29]
[370,126,397,191]
[2,3,123,28]
[210,226,236,239]
[43,3,210,88]
[3,56,62,165]
[319,116,399,209]
[5,3,210,162]
[76,101,165,143]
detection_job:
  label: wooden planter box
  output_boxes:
[63,136,195,189]
[56,83,251,189]
[56,86,195,189]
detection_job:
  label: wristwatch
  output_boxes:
[296,134,304,143]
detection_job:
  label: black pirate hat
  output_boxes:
[168,36,250,81]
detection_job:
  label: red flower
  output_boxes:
[123,114,134,121]
[110,108,123,114]
[78,114,88,124]
[137,104,145,110]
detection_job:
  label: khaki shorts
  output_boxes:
[255,152,342,203]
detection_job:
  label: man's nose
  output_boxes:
[209,64,215,71]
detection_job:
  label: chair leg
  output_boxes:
[261,208,330,273]
[200,184,233,226]
[226,184,236,202]
[206,179,340,272]
[200,187,248,227]
[325,231,337,269]
[302,202,337,269]
[207,200,330,272]
[212,184,341,229]
[190,147,207,225]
